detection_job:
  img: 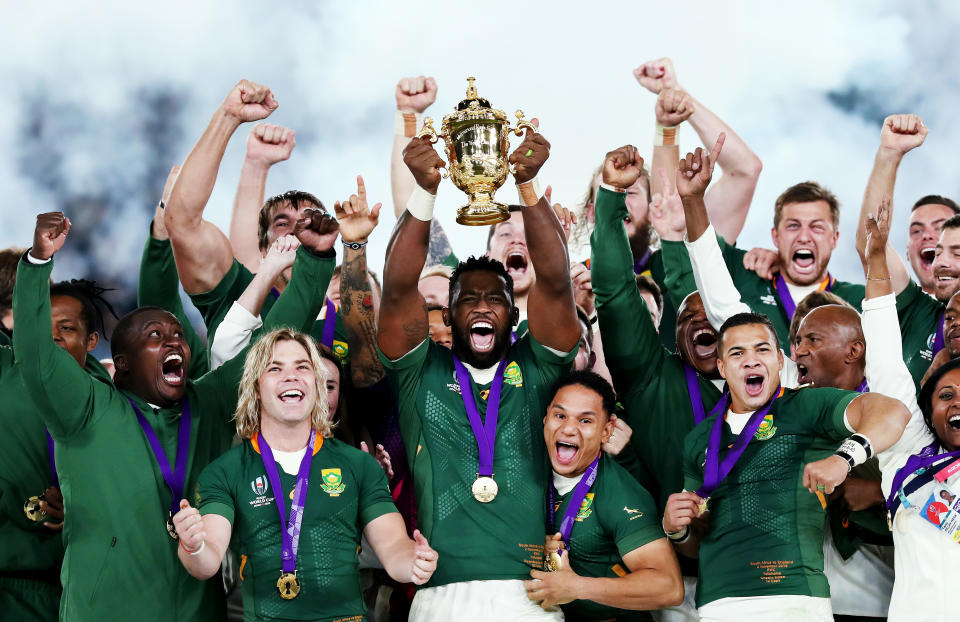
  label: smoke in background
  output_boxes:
[1,1,957,348]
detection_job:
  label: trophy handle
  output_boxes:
[414,117,449,179]
[508,109,538,136]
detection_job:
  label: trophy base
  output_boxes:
[456,201,510,226]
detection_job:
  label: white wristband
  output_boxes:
[395,110,422,138]
[516,177,541,207]
[835,433,872,471]
[189,539,206,556]
[406,185,437,222]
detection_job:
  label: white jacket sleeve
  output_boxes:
[685,225,752,331]
[209,302,262,370]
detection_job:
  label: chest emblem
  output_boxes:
[575,493,595,521]
[251,475,269,496]
[623,506,644,520]
[504,361,523,387]
[754,414,777,441]
[333,340,349,361]
[320,468,346,497]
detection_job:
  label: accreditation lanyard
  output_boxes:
[45,430,58,487]
[258,430,317,576]
[269,291,338,350]
[695,387,782,499]
[773,273,834,320]
[633,248,652,275]
[886,441,960,519]
[548,454,600,551]
[932,312,945,357]
[452,356,508,479]
[683,363,724,426]
[128,398,191,515]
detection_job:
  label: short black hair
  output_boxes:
[49,279,117,338]
[449,255,514,308]
[111,306,174,359]
[918,357,960,437]
[551,370,617,417]
[912,195,960,215]
[941,214,960,232]
[485,205,524,250]
[717,312,781,354]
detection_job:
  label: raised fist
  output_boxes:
[173,499,205,553]
[31,212,71,261]
[656,87,694,127]
[662,491,705,534]
[260,234,300,274]
[509,120,550,185]
[221,79,278,123]
[294,207,340,253]
[880,113,927,155]
[334,176,382,243]
[246,123,295,166]
[602,145,643,190]
[633,58,678,94]
[396,76,438,114]
[403,137,446,194]
[676,133,725,200]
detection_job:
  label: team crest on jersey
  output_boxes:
[321,468,346,496]
[623,506,644,520]
[333,340,349,361]
[754,414,777,441]
[504,362,523,387]
[249,474,273,507]
[575,493,595,521]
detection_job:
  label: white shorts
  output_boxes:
[698,595,832,622]
[651,576,699,622]
[410,579,564,622]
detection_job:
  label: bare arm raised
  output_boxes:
[164,80,278,295]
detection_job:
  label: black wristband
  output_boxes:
[342,240,368,250]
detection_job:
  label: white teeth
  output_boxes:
[164,353,182,364]
[795,250,814,258]
[280,390,303,399]
[949,414,960,423]
[472,321,493,330]
[693,328,715,339]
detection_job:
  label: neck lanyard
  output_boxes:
[774,273,833,320]
[548,454,601,552]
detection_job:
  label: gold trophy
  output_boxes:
[417,77,537,225]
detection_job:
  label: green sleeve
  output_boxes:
[197,457,236,524]
[681,426,705,493]
[590,187,667,393]
[606,467,665,557]
[137,230,209,379]
[803,388,857,440]
[357,450,398,526]
[379,338,430,396]
[12,257,100,439]
[257,247,335,336]
[526,333,577,373]
[659,239,699,314]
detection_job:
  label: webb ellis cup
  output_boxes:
[417,77,537,225]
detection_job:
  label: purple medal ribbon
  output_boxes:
[886,440,960,518]
[548,454,601,551]
[856,379,869,393]
[633,248,652,275]
[932,312,945,357]
[774,273,834,320]
[270,287,281,301]
[321,298,336,349]
[45,430,58,487]
[452,355,508,478]
[258,429,317,574]
[695,387,781,499]
[128,398,192,515]
[683,363,709,425]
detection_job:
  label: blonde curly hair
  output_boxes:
[233,328,333,440]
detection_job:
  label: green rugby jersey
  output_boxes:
[138,229,209,379]
[189,257,351,363]
[591,187,721,512]
[197,435,396,622]
[895,279,943,389]
[681,387,857,607]
[659,236,865,349]
[380,336,575,587]
[553,454,663,622]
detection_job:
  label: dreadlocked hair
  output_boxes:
[49,279,118,338]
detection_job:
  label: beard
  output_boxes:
[451,324,514,369]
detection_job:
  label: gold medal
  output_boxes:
[472,476,498,503]
[23,496,47,522]
[545,549,562,572]
[698,498,709,515]
[166,515,179,540]
[277,572,301,599]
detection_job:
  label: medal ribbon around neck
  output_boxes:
[549,453,600,551]
[258,429,317,576]
[695,386,783,499]
[127,397,191,516]
[886,440,960,519]
[46,429,58,487]
[269,291,337,350]
[773,272,834,320]
[452,355,508,479]
[684,363,723,426]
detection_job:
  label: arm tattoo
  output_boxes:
[427,220,454,267]
[341,247,385,386]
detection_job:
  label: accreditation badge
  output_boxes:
[918,483,960,542]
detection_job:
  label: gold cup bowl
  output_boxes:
[417,77,536,225]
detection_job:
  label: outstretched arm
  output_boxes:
[378,137,444,360]
[229,123,296,272]
[164,80,278,295]
[510,125,580,352]
[855,114,927,294]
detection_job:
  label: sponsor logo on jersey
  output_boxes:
[623,506,644,520]
[754,414,777,441]
[504,362,523,387]
[447,371,462,395]
[321,468,346,496]
[249,474,273,508]
[927,331,936,350]
[333,340,349,361]
[760,294,777,307]
[575,493,595,521]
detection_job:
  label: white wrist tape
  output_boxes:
[189,539,206,556]
[654,123,678,147]
[395,111,422,138]
[516,177,541,206]
[406,185,437,222]
[835,433,873,471]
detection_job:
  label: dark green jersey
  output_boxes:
[591,187,721,512]
[189,258,350,364]
[198,435,395,622]
[682,387,857,607]
[660,236,865,349]
[554,455,663,622]
[380,337,575,587]
[11,250,332,621]
[895,279,943,389]
[138,229,209,379]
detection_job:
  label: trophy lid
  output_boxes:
[456,76,491,110]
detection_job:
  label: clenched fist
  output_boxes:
[509,120,550,185]
[403,137,446,194]
[173,499,206,553]
[246,123,295,166]
[294,208,340,253]
[656,88,694,127]
[879,113,927,156]
[221,79,278,124]
[396,76,438,114]
[31,212,71,261]
[602,145,643,190]
[633,58,678,94]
